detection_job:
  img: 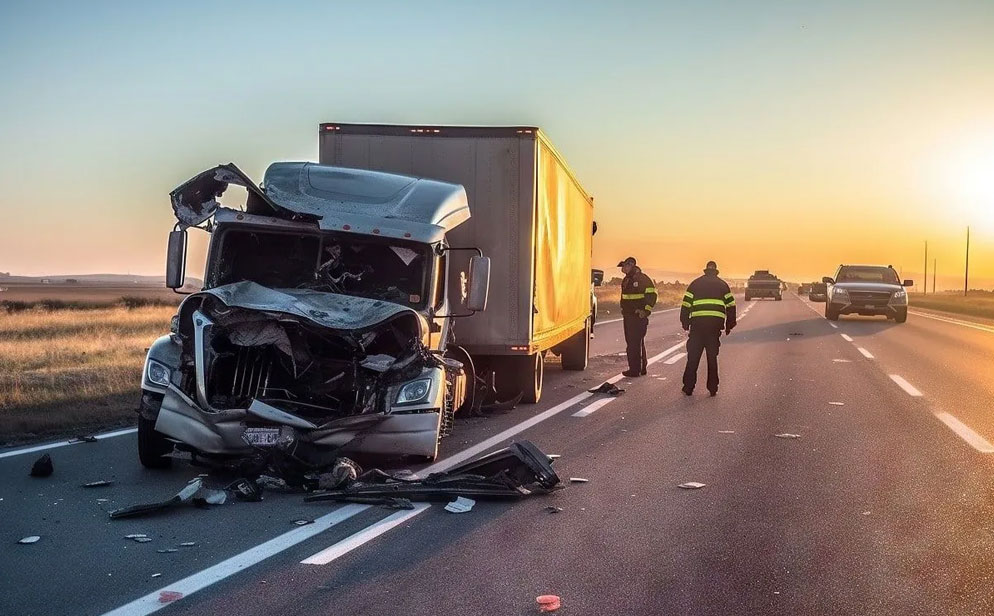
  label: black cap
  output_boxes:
[705,261,718,272]
[617,257,637,267]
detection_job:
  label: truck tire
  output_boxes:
[138,393,173,469]
[495,353,544,404]
[745,292,751,301]
[825,305,840,321]
[894,307,908,323]
[560,319,590,371]
[775,294,783,301]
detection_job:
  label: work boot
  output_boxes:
[682,387,693,396]
[708,389,718,397]
[622,370,640,378]
[640,369,647,376]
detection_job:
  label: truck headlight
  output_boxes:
[890,290,908,304]
[832,288,849,301]
[396,379,432,405]
[146,359,171,387]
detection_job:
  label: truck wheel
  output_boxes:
[495,353,544,404]
[775,294,782,301]
[138,393,173,469]
[894,308,908,323]
[561,319,590,371]
[825,306,840,321]
[745,293,751,301]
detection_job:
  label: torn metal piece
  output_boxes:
[18,536,41,544]
[30,454,53,478]
[82,480,113,488]
[151,573,162,579]
[587,382,624,396]
[678,482,707,489]
[775,433,802,439]
[444,496,476,513]
[71,435,98,443]
[179,542,197,547]
[292,519,314,526]
[157,549,179,554]
[316,458,362,490]
[718,430,735,434]
[544,506,564,514]
[828,402,845,406]
[125,534,149,539]
[227,478,264,502]
[568,477,589,483]
[108,479,203,519]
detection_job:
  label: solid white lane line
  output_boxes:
[829,322,838,329]
[572,397,618,417]
[841,333,853,342]
[664,352,687,365]
[890,374,923,397]
[857,347,875,359]
[933,412,994,453]
[908,310,994,334]
[0,427,138,459]
[100,505,369,616]
[301,504,431,565]
[595,307,680,328]
[423,340,687,475]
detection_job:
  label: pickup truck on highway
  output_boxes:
[745,270,783,301]
[822,264,913,323]
[138,125,595,468]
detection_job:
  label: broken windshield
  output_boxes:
[209,227,431,309]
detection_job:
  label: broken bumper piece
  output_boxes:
[304,440,560,504]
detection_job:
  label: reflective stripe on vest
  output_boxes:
[692,299,726,308]
[622,293,645,300]
[690,310,727,319]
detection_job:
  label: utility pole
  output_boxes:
[923,240,928,295]
[933,258,936,294]
[964,226,970,297]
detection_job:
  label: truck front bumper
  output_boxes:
[827,301,904,317]
[153,386,441,460]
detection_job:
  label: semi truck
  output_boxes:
[137,125,593,467]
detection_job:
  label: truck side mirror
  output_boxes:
[903,279,914,287]
[466,256,491,312]
[166,229,188,289]
[822,276,834,284]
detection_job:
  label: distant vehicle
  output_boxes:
[591,269,604,327]
[808,282,828,302]
[797,283,810,295]
[745,270,782,301]
[822,264,912,323]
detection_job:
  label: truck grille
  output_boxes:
[848,290,891,306]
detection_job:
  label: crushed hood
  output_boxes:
[171,162,469,243]
[191,281,424,336]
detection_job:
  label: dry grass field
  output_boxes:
[0,305,174,443]
[910,291,994,320]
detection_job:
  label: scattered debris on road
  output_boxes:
[544,506,563,514]
[82,480,113,488]
[156,548,178,554]
[537,595,561,612]
[444,496,476,513]
[774,433,802,439]
[226,478,264,502]
[70,434,98,443]
[832,359,851,363]
[18,536,41,545]
[828,402,845,406]
[587,382,624,395]
[678,482,707,489]
[109,478,227,519]
[158,591,183,603]
[718,430,735,434]
[292,519,314,526]
[151,573,162,579]
[568,477,589,483]
[316,458,362,490]
[30,454,54,477]
[305,440,560,504]
[125,534,152,543]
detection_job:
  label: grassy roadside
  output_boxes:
[909,292,994,321]
[595,284,686,319]
[0,305,174,444]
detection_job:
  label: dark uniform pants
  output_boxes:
[683,323,721,393]
[623,312,648,374]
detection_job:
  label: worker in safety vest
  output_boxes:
[680,260,736,396]
[618,257,657,377]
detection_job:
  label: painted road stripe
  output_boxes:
[890,374,923,397]
[841,333,853,342]
[422,339,688,475]
[909,310,994,334]
[100,505,369,616]
[664,352,687,365]
[857,347,875,359]
[934,412,994,453]
[829,322,838,329]
[572,397,618,417]
[301,504,431,565]
[0,427,138,459]
[594,307,679,328]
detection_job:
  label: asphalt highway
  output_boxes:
[3,294,994,615]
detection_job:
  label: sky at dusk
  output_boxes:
[1,0,992,287]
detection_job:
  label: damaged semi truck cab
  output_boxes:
[140,162,491,467]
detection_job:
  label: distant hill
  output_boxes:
[0,273,203,287]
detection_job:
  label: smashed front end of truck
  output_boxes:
[141,162,474,466]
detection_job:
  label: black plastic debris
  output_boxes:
[30,454,53,478]
[226,478,264,502]
[71,434,98,443]
[479,392,523,415]
[109,479,203,519]
[544,506,563,514]
[587,382,624,396]
[305,440,561,504]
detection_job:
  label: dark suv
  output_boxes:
[823,265,913,323]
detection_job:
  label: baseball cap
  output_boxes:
[617,257,637,267]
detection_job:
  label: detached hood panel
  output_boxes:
[170,164,284,227]
[193,281,423,335]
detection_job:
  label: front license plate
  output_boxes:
[243,427,280,447]
[865,304,875,310]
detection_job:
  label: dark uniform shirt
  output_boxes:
[680,273,737,330]
[621,268,658,315]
